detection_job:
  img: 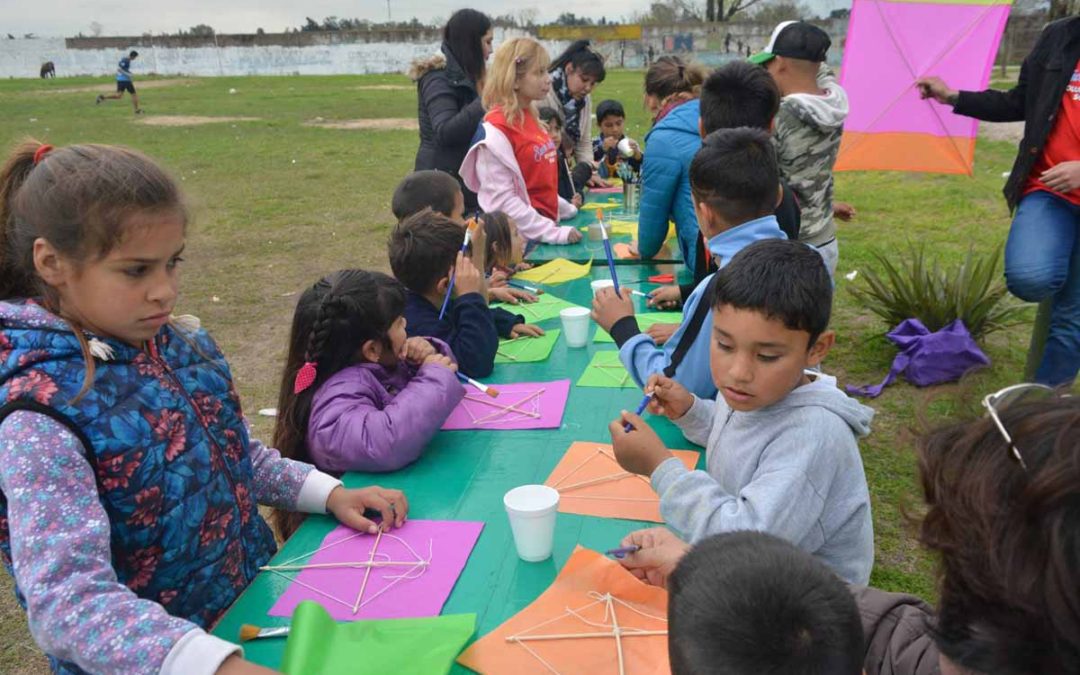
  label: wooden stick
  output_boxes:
[561,495,658,502]
[351,528,383,615]
[548,449,606,488]
[496,349,519,361]
[470,389,545,425]
[463,393,541,418]
[609,595,626,675]
[506,629,668,642]
[260,560,429,572]
[557,472,635,493]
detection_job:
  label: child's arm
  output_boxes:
[636,148,679,259]
[557,195,578,221]
[474,145,577,244]
[490,306,524,338]
[446,292,499,377]
[0,411,242,675]
[307,363,464,474]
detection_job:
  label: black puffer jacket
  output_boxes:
[953,16,1080,211]
[411,44,485,208]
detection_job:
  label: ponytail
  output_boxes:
[0,139,47,299]
[645,56,707,102]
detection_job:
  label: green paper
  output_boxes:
[493,294,583,324]
[495,329,561,363]
[576,351,637,388]
[280,601,476,675]
[593,312,684,343]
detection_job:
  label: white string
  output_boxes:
[276,530,366,567]
[467,389,545,426]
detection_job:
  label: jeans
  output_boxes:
[815,238,839,277]
[1005,190,1080,386]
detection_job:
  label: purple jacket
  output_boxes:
[306,338,464,473]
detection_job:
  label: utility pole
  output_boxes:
[387,0,392,22]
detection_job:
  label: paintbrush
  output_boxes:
[457,372,499,398]
[239,624,290,641]
[597,209,622,297]
[438,218,480,321]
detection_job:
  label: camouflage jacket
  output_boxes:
[773,67,849,246]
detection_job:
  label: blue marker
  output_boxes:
[438,219,479,321]
[623,392,654,432]
[605,545,641,559]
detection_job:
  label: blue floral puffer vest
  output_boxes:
[0,301,276,672]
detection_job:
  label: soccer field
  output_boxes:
[0,70,1035,672]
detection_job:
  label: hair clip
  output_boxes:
[293,361,318,394]
[515,56,524,65]
[32,144,54,166]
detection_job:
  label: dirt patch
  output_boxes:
[352,84,412,91]
[304,117,418,131]
[35,78,196,95]
[136,115,261,127]
[978,121,1024,144]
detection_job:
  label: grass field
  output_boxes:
[0,70,1048,672]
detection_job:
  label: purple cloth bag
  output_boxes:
[847,319,990,398]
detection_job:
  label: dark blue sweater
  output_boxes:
[404,290,522,378]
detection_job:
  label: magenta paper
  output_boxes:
[841,0,1010,137]
[441,379,570,431]
[268,519,483,622]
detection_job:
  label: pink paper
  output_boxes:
[589,185,622,194]
[441,379,570,431]
[268,519,483,622]
[841,0,1010,137]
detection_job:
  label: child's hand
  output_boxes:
[216,656,281,675]
[422,353,457,372]
[469,223,487,276]
[489,269,509,288]
[617,527,691,589]
[609,411,672,476]
[646,285,682,310]
[566,227,583,244]
[603,136,619,150]
[451,252,485,298]
[490,286,537,305]
[591,287,634,332]
[325,485,408,534]
[513,262,534,272]
[629,140,642,159]
[1042,161,1080,192]
[510,323,545,338]
[404,337,436,364]
[571,193,583,208]
[833,201,857,221]
[645,373,693,420]
[645,322,679,346]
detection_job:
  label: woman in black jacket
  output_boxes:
[411,9,493,210]
[918,16,1080,387]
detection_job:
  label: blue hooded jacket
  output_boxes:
[637,99,702,273]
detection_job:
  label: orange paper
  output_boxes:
[457,546,669,674]
[612,242,639,259]
[544,442,699,523]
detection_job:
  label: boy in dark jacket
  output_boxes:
[592,99,643,179]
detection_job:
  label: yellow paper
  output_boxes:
[579,200,621,212]
[605,219,638,236]
[513,258,592,285]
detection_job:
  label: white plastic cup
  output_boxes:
[590,279,615,297]
[504,485,560,562]
[560,307,591,348]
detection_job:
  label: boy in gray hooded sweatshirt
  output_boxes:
[751,21,849,275]
[610,239,874,585]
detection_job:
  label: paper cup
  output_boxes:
[590,279,615,296]
[504,485,559,562]
[559,307,591,348]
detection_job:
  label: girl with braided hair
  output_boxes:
[272,269,463,537]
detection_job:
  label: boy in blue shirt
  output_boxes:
[96,50,142,114]
[608,239,874,584]
[592,127,788,399]
[592,99,642,180]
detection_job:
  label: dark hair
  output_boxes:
[644,55,706,100]
[481,210,513,270]
[129,50,139,58]
[537,105,564,128]
[669,532,863,675]
[388,208,466,294]
[918,395,1080,675]
[391,170,462,221]
[710,239,832,345]
[443,9,491,83]
[272,269,406,538]
[0,139,187,399]
[690,127,778,226]
[595,99,625,124]
[700,61,780,134]
[549,40,606,83]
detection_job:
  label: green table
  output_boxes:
[526,192,683,266]
[212,264,697,671]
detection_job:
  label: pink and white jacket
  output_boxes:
[460,120,579,245]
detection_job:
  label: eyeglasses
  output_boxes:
[981,383,1055,471]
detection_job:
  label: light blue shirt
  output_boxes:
[617,215,788,399]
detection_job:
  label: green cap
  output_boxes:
[748,51,775,65]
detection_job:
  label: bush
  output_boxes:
[848,242,1028,341]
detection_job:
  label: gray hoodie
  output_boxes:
[651,372,875,584]
[773,65,849,247]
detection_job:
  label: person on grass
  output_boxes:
[96,50,143,114]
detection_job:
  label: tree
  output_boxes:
[1047,0,1075,18]
[748,0,813,25]
[188,24,215,36]
[90,21,103,37]
[555,12,593,26]
[256,27,265,35]
[717,0,770,21]
[302,17,321,32]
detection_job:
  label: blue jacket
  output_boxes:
[637,99,702,273]
[404,290,511,378]
[615,216,788,399]
[0,301,276,673]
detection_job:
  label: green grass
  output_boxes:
[0,70,1052,671]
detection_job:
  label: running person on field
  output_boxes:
[96,50,142,114]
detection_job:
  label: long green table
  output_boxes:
[213,263,697,671]
[526,191,682,265]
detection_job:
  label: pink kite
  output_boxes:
[267,519,483,622]
[837,0,1013,174]
[441,379,571,431]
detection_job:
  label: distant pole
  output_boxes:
[387,0,392,22]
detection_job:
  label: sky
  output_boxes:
[3,0,850,38]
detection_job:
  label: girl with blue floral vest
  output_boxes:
[0,140,410,675]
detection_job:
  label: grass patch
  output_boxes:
[0,69,1051,672]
